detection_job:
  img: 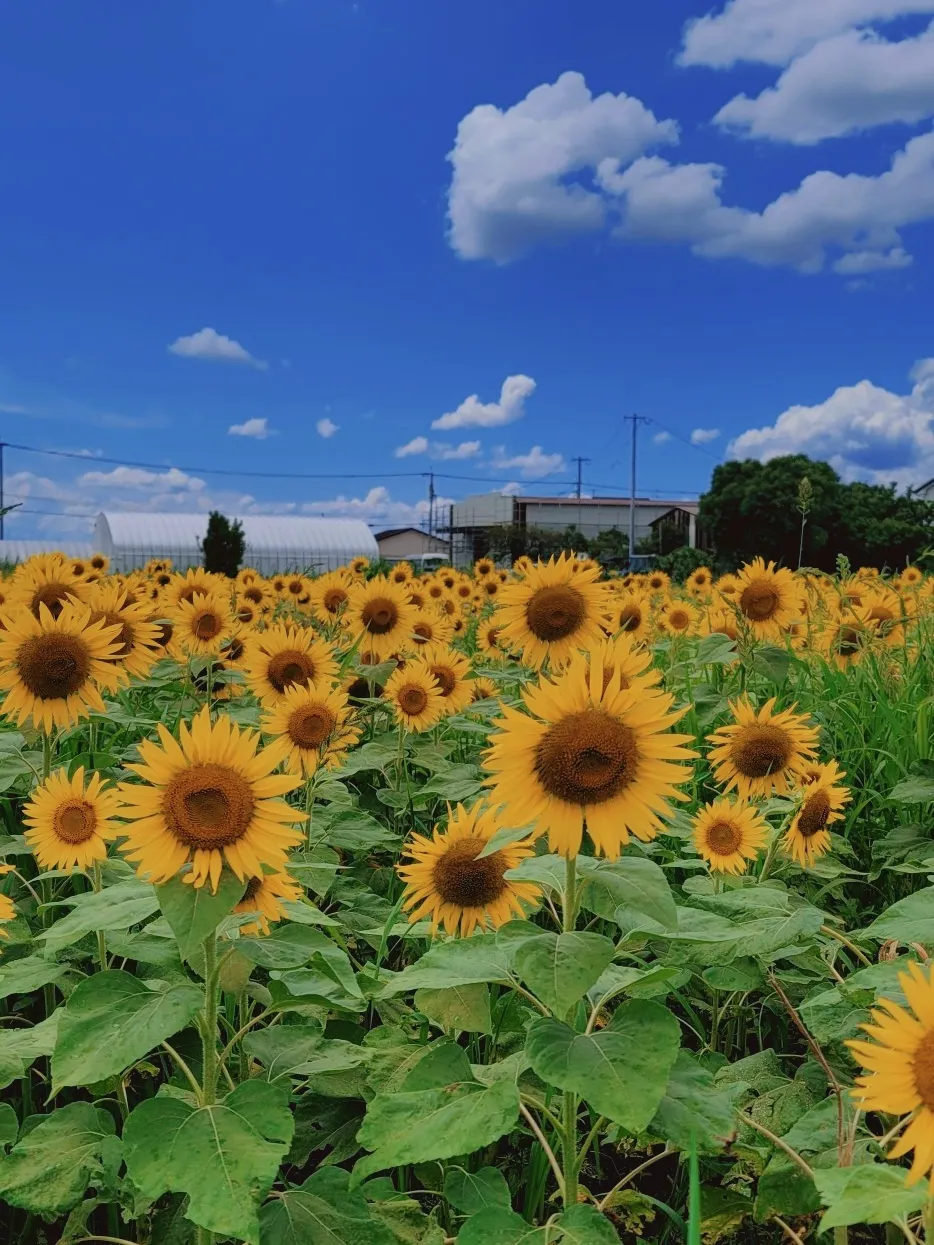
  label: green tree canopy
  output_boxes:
[201,511,246,578]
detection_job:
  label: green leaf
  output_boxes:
[751,645,792,684]
[513,932,615,1016]
[0,1013,60,1090]
[239,925,343,970]
[244,1025,369,1083]
[867,887,934,943]
[416,984,492,1034]
[259,1166,396,1245]
[525,1000,680,1131]
[553,1204,620,1244]
[0,1101,117,1216]
[0,954,67,1001]
[124,1080,294,1245]
[506,854,568,893]
[52,970,203,1092]
[456,1208,547,1244]
[39,879,159,953]
[890,762,934,803]
[443,1167,511,1215]
[579,856,677,935]
[354,1078,520,1184]
[649,1052,741,1153]
[379,936,513,996]
[815,1164,927,1229]
[156,870,246,962]
[694,633,739,667]
[781,1099,840,1155]
[0,1104,18,1150]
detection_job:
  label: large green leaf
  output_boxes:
[553,1204,620,1244]
[456,1207,547,1244]
[578,856,677,935]
[513,932,615,1017]
[239,925,344,970]
[0,1104,18,1150]
[354,1078,520,1184]
[890,762,934,803]
[0,1013,60,1090]
[867,888,934,943]
[124,1081,294,1245]
[525,1000,680,1131]
[816,1163,927,1229]
[52,970,203,1092]
[244,1025,369,1083]
[0,954,67,1001]
[156,870,246,962]
[379,936,513,996]
[415,984,492,1034]
[648,1051,741,1152]
[259,1167,396,1245]
[0,1102,118,1216]
[39,879,159,953]
[443,1166,511,1215]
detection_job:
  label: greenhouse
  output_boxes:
[93,512,378,574]
[0,539,94,564]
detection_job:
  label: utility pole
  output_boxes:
[624,416,649,563]
[426,471,435,537]
[571,456,590,544]
[0,441,5,541]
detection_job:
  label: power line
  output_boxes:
[646,418,725,464]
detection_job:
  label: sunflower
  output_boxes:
[407,609,455,651]
[0,603,122,731]
[584,634,662,696]
[70,559,88,578]
[707,697,819,801]
[469,676,498,703]
[485,655,695,858]
[171,591,233,658]
[782,760,850,867]
[897,566,924,590]
[0,870,15,937]
[350,555,370,577]
[734,558,803,638]
[262,682,360,777]
[702,607,740,643]
[117,706,305,891]
[89,553,109,573]
[346,577,417,662]
[847,961,934,1187]
[244,623,339,705]
[23,766,122,871]
[236,567,261,588]
[714,573,740,600]
[384,660,446,732]
[165,567,223,609]
[692,799,768,875]
[439,568,458,591]
[477,619,508,657]
[407,585,427,610]
[685,567,714,597]
[607,591,651,642]
[494,554,609,670]
[145,558,174,575]
[453,577,474,604]
[398,802,540,937]
[233,869,303,936]
[474,557,495,579]
[237,582,274,613]
[656,599,700,638]
[645,569,670,594]
[513,555,533,577]
[234,597,264,628]
[389,561,413,586]
[863,586,912,646]
[8,554,88,620]
[86,583,163,681]
[421,644,474,715]
[816,606,878,670]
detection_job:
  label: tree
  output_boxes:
[201,511,246,578]
[834,483,934,570]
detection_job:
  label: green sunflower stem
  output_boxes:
[562,850,581,1207]
[91,862,107,972]
[562,852,578,935]
[200,932,220,1109]
[925,1194,934,1241]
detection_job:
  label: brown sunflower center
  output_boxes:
[730,723,792,778]
[526,585,586,642]
[739,581,780,622]
[323,588,348,613]
[362,597,399,635]
[243,586,264,604]
[16,634,92,700]
[193,609,223,641]
[153,622,174,649]
[412,624,432,643]
[157,573,172,587]
[486,627,501,648]
[837,627,865,657]
[30,582,77,620]
[162,763,255,850]
[236,604,257,623]
[398,685,429,716]
[618,605,642,632]
[535,709,639,806]
[431,836,509,908]
[91,610,133,658]
[798,789,831,837]
[706,820,742,855]
[431,666,456,696]
[288,704,335,749]
[347,676,383,701]
[91,556,106,570]
[667,609,690,631]
[225,637,245,663]
[912,1031,934,1111]
[242,875,264,902]
[52,799,98,845]
[267,649,315,692]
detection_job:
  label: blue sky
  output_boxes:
[2,0,934,537]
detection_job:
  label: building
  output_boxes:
[94,512,377,574]
[375,527,449,563]
[445,492,699,564]
[911,478,934,501]
[0,540,94,564]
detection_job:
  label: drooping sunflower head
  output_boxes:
[171,591,233,658]
[384,660,446,732]
[233,868,303,937]
[244,623,339,705]
[847,960,934,1187]
[494,553,609,670]
[398,802,540,938]
[346,577,418,662]
[734,558,804,637]
[692,799,768,875]
[782,759,850,867]
[24,765,122,871]
[707,696,819,801]
[117,705,306,892]
[0,602,123,732]
[485,654,696,858]
[261,680,360,777]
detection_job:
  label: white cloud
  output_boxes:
[691,427,721,444]
[714,22,934,144]
[432,375,537,430]
[729,354,934,486]
[395,436,429,458]
[679,0,934,68]
[834,246,914,273]
[79,465,207,494]
[228,417,275,439]
[300,486,456,527]
[168,327,267,370]
[499,481,524,495]
[446,72,678,262]
[433,440,482,460]
[491,445,567,477]
[653,430,673,444]
[316,417,339,438]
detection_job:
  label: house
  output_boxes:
[911,478,934,501]
[375,526,450,564]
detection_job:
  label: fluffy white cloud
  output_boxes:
[228,417,275,439]
[729,354,934,486]
[79,465,207,494]
[714,22,934,143]
[395,436,429,458]
[168,327,267,370]
[446,72,678,262]
[491,445,566,477]
[300,486,455,527]
[679,0,934,67]
[316,417,339,438]
[432,375,537,430]
[652,430,673,445]
[499,481,524,495]
[433,440,482,460]
[691,427,721,444]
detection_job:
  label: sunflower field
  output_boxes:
[1,550,934,1244]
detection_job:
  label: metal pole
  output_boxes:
[627,417,637,560]
[448,504,454,566]
[427,472,435,537]
[0,441,5,541]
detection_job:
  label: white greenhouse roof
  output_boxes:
[0,540,94,564]
[94,512,378,573]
